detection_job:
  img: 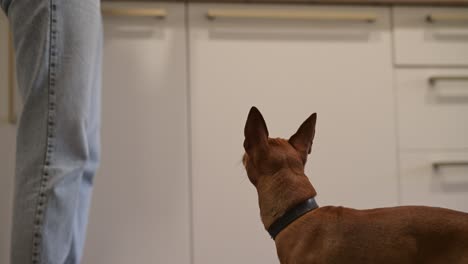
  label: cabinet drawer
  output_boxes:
[396,69,468,150]
[400,151,468,213]
[393,7,468,66]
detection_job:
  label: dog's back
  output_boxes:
[276,206,468,264]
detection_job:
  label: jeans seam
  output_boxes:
[0,0,7,15]
[31,0,58,263]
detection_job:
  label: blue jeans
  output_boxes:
[1,0,102,263]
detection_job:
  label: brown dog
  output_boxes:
[242,106,468,264]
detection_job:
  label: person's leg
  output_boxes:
[1,0,102,263]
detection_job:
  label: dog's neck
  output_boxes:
[256,170,317,230]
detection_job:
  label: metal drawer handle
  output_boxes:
[206,9,377,23]
[433,161,468,169]
[426,13,468,23]
[102,7,167,18]
[428,76,468,85]
[7,31,16,125]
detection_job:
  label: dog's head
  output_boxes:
[242,107,317,187]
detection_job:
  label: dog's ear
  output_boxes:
[289,113,317,163]
[244,106,269,152]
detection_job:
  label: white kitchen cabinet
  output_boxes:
[393,7,468,214]
[188,4,398,264]
[396,69,468,150]
[400,151,468,212]
[0,13,15,264]
[393,7,468,66]
[82,3,190,264]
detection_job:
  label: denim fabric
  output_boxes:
[1,0,102,263]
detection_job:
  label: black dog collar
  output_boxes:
[267,197,319,240]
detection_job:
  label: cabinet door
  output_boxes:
[0,13,15,264]
[189,4,397,264]
[82,3,190,264]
